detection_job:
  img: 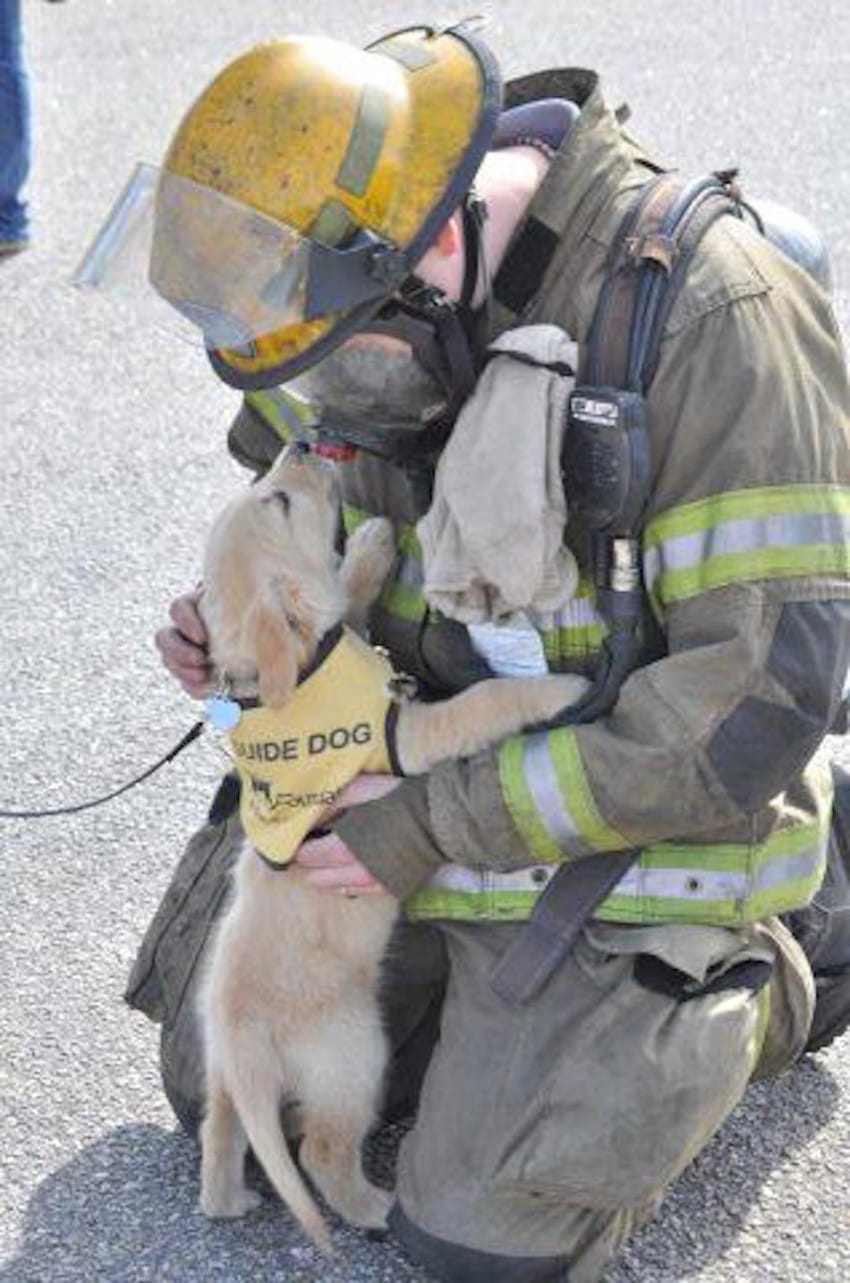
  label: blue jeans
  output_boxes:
[0,0,30,244]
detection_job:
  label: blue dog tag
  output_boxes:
[204,695,242,731]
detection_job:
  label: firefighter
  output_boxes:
[83,24,850,1282]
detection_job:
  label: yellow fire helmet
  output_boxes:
[75,23,502,390]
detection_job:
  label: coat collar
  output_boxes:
[491,69,663,340]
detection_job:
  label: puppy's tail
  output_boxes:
[227,1039,332,1255]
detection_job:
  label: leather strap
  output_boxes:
[587,172,737,392]
[587,172,685,388]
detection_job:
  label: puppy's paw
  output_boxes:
[341,518,396,615]
[199,1185,263,1219]
[549,672,591,706]
[338,1182,393,1231]
[347,517,396,572]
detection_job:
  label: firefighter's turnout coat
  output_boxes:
[230,70,850,932]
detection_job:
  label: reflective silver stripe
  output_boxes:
[395,552,424,590]
[419,845,825,902]
[553,597,605,628]
[610,842,827,902]
[522,733,594,855]
[643,545,661,592]
[424,864,554,893]
[531,596,605,631]
[337,83,389,197]
[612,865,748,901]
[378,37,437,71]
[645,512,850,591]
[753,844,828,892]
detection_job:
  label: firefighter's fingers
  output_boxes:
[169,587,208,647]
[155,590,211,698]
[295,831,388,895]
[317,773,403,823]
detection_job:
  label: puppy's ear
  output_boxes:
[250,599,299,709]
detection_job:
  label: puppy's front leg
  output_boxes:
[339,518,396,631]
[396,673,591,775]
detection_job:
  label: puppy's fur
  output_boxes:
[197,447,587,1251]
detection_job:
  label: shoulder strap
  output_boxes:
[586,171,738,393]
[491,173,741,1009]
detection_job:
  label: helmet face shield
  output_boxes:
[73,24,503,389]
[73,163,406,352]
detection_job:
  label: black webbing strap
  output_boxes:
[490,848,641,1006]
[637,179,736,387]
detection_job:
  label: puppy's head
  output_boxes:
[201,446,345,707]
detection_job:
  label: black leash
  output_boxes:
[0,721,204,819]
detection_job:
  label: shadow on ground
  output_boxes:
[1,1121,426,1283]
[2,1057,839,1283]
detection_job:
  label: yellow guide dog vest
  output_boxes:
[228,627,399,866]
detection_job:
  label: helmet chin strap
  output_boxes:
[459,186,491,319]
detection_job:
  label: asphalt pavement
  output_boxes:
[1,2,849,1280]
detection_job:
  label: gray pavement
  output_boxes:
[1,1,849,1280]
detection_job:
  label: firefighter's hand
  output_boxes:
[295,775,402,895]
[154,587,212,698]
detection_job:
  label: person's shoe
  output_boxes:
[806,966,850,1052]
[0,238,30,259]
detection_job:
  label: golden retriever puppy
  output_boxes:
[196,445,587,1252]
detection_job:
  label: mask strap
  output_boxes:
[460,188,489,309]
[459,188,493,364]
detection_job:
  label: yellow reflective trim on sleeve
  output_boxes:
[343,506,427,623]
[499,727,628,861]
[499,735,563,862]
[644,485,850,545]
[643,485,850,610]
[651,546,850,611]
[596,871,824,926]
[377,579,428,623]
[548,729,631,852]
[403,887,542,921]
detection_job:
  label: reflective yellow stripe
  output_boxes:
[245,387,317,441]
[500,726,628,860]
[644,485,850,610]
[535,581,608,662]
[402,819,828,926]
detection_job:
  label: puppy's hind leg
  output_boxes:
[296,1005,392,1230]
[223,1027,332,1253]
[199,1069,262,1219]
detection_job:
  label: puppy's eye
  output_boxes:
[264,490,291,516]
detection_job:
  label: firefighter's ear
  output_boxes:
[250,598,299,708]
